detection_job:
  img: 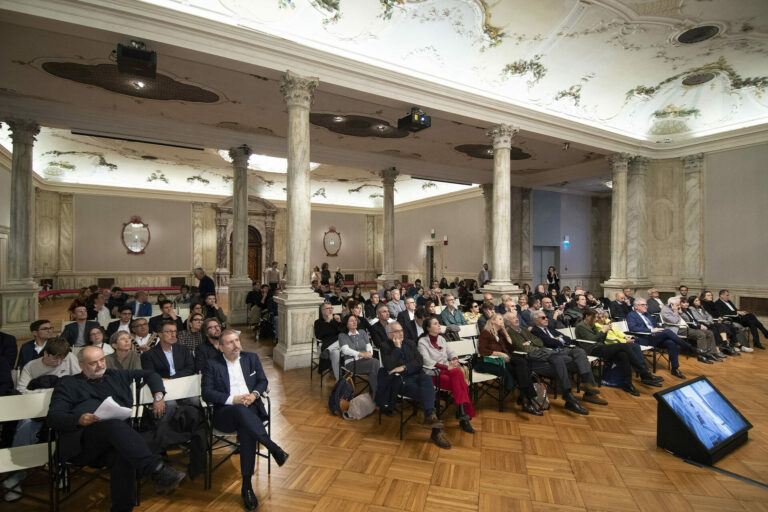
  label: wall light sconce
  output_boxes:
[443,235,448,246]
[430,229,435,239]
[563,235,570,249]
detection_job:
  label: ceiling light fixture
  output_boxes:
[218,150,320,174]
[677,25,719,44]
[130,80,146,89]
[333,116,345,122]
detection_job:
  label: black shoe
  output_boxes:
[694,348,706,355]
[381,406,394,417]
[622,384,640,396]
[564,400,589,415]
[272,448,289,467]
[459,419,475,434]
[151,463,186,495]
[671,368,686,379]
[242,487,259,511]
[755,344,766,350]
[640,378,662,387]
[697,355,713,365]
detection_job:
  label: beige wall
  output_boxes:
[705,144,768,290]
[310,210,368,276]
[74,194,192,272]
[646,157,685,286]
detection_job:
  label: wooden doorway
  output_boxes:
[230,226,262,283]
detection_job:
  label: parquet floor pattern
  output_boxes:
[4,300,768,511]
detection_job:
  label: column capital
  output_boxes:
[280,70,319,109]
[59,192,73,205]
[379,167,399,185]
[215,216,229,228]
[5,118,40,145]
[480,183,493,196]
[681,153,704,174]
[607,153,631,173]
[228,145,251,169]
[629,156,650,175]
[485,124,519,150]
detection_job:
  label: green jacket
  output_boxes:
[574,321,607,355]
[506,327,544,353]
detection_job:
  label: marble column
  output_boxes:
[227,145,252,324]
[520,187,533,284]
[214,215,229,289]
[681,153,704,287]
[625,156,651,287]
[264,214,276,270]
[602,153,630,296]
[0,119,41,337]
[482,124,520,298]
[58,193,74,287]
[480,183,493,269]
[377,167,398,288]
[274,70,323,370]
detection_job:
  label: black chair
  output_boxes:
[376,371,423,440]
[310,337,333,389]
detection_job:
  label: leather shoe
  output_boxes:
[640,378,662,387]
[755,344,766,350]
[581,382,600,395]
[622,384,640,396]
[671,368,686,379]
[582,393,608,406]
[564,399,589,415]
[697,355,713,364]
[241,487,259,511]
[151,463,185,495]
[272,448,289,467]
[423,413,444,429]
[431,430,452,449]
[459,419,475,434]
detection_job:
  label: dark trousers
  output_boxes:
[475,357,536,398]
[590,344,640,386]
[212,404,277,480]
[72,419,161,512]
[399,373,436,415]
[643,331,685,368]
[737,314,768,346]
[530,352,576,395]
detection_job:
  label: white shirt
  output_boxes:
[640,314,654,330]
[117,322,131,333]
[407,310,415,321]
[95,306,111,327]
[225,356,250,405]
[135,334,152,347]
[723,300,736,312]
[34,342,46,354]
[163,348,176,377]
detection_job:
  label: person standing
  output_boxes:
[477,263,491,286]
[193,268,216,301]
[264,262,280,293]
[546,266,560,293]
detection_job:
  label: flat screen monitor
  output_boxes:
[655,376,751,454]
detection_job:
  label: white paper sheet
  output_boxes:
[93,396,133,421]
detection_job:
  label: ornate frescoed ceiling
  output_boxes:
[139,0,768,142]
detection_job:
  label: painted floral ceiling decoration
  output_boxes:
[140,0,768,141]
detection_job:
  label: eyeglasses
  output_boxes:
[207,325,221,330]
[38,326,54,331]
[162,330,178,335]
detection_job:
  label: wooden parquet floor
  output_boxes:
[4,300,768,511]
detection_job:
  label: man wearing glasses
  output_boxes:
[17,319,56,370]
[396,297,419,341]
[131,317,157,352]
[140,320,195,381]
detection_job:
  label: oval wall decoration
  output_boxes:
[122,216,150,255]
[323,227,341,257]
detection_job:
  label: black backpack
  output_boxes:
[328,373,355,417]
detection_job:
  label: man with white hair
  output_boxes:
[47,346,184,511]
[387,288,406,318]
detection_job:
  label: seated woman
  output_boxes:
[177,312,204,354]
[477,301,496,332]
[560,286,573,304]
[350,285,365,304]
[339,314,380,396]
[521,283,533,302]
[174,285,191,306]
[438,278,450,290]
[183,302,204,330]
[87,326,114,356]
[314,303,342,379]
[688,295,740,355]
[549,288,564,307]
[575,309,662,395]
[156,293,168,306]
[477,313,542,415]
[417,317,475,433]
[106,331,142,370]
[349,301,372,333]
[463,302,481,324]
[533,283,548,302]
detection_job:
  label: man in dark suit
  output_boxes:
[106,286,130,317]
[17,320,55,370]
[47,346,185,511]
[141,319,194,380]
[646,289,664,316]
[106,305,134,338]
[626,298,700,379]
[148,300,184,334]
[61,305,100,348]
[715,290,767,349]
[193,268,216,301]
[529,312,606,406]
[125,291,153,318]
[369,304,392,351]
[201,330,288,511]
[396,296,418,342]
[609,291,632,320]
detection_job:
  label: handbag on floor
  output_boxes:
[530,372,551,411]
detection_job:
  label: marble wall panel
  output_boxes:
[34,189,60,278]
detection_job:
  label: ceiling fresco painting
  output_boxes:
[140,0,768,141]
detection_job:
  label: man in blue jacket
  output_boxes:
[202,330,288,511]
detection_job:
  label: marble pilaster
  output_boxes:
[602,153,631,296]
[58,193,74,274]
[480,183,493,269]
[274,70,323,370]
[377,167,398,288]
[625,156,651,287]
[191,202,206,270]
[681,153,704,287]
[482,124,520,299]
[228,145,252,324]
[0,119,40,337]
[214,215,229,289]
[520,187,533,283]
[264,215,275,269]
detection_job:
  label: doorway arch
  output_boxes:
[230,226,262,283]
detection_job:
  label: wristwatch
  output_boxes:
[154,393,164,402]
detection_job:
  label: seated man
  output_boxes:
[364,290,380,319]
[61,305,100,348]
[626,298,700,379]
[87,293,112,327]
[369,303,394,351]
[17,319,55,370]
[106,305,133,338]
[396,297,419,342]
[201,330,289,511]
[541,297,566,330]
[609,291,632,320]
[328,286,346,306]
[521,298,541,327]
[529,311,607,406]
[195,319,223,373]
[47,346,185,511]
[406,279,422,298]
[377,322,449,449]
[574,309,662,396]
[504,313,589,415]
[714,289,768,349]
[563,294,588,325]
[203,294,228,328]
[3,338,80,501]
[106,286,130,317]
[131,317,157,353]
[126,291,153,318]
[149,300,184,334]
[387,289,406,318]
[646,289,664,316]
[174,285,192,306]
[314,303,342,379]
[246,283,272,327]
[661,297,720,363]
[439,294,466,326]
[141,320,194,380]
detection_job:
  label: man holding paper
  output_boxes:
[47,346,186,512]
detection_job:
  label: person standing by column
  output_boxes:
[264,262,280,293]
